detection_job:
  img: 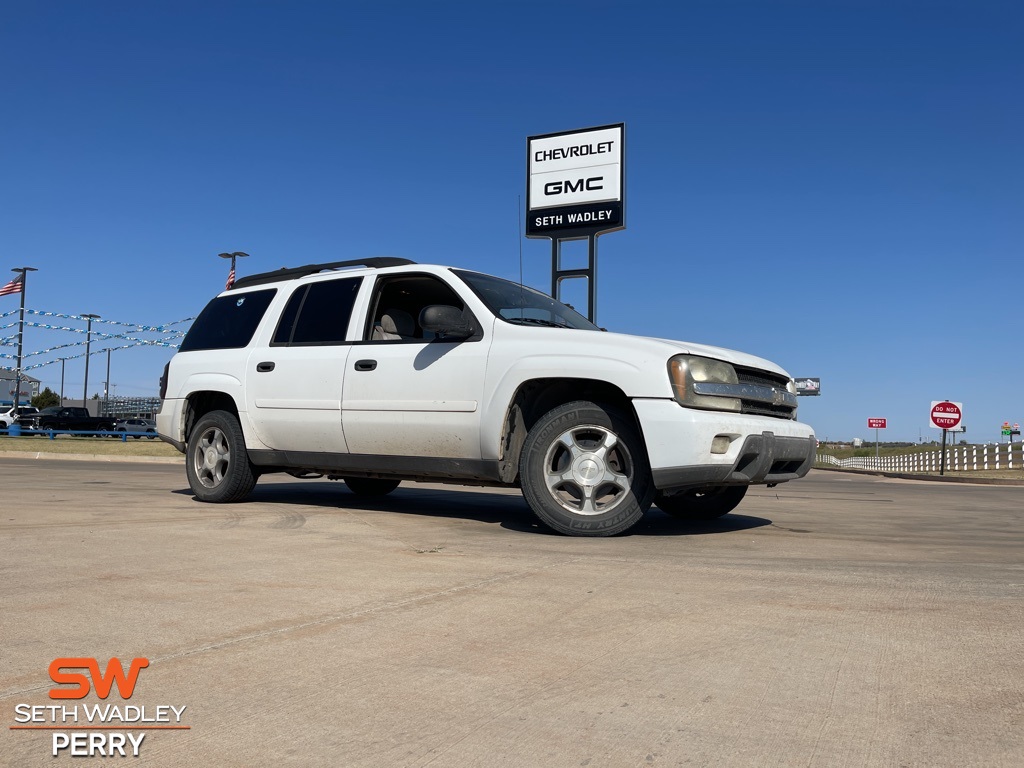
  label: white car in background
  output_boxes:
[0,405,39,430]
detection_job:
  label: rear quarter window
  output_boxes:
[273,277,362,345]
[179,289,276,352]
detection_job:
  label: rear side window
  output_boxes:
[273,277,362,345]
[179,289,276,352]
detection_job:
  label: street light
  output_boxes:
[11,266,37,407]
[104,347,113,418]
[82,313,100,407]
[218,251,249,289]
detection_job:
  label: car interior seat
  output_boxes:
[372,308,415,340]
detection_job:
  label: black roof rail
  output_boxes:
[229,257,416,290]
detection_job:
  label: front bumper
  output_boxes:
[631,398,816,492]
[651,432,816,490]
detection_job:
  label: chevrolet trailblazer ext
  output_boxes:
[157,258,815,536]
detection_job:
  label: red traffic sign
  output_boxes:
[930,401,963,430]
[867,418,887,429]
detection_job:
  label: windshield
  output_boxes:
[453,270,600,331]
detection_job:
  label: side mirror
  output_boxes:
[419,305,475,340]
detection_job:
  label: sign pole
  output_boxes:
[875,428,879,458]
[549,234,599,323]
[940,428,947,476]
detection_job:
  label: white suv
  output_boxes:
[157,258,815,536]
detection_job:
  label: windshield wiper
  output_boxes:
[504,316,573,329]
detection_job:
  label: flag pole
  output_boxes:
[218,251,249,290]
[11,267,37,408]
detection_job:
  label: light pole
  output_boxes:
[218,251,249,289]
[82,313,100,407]
[11,266,37,407]
[59,358,65,404]
[104,348,112,418]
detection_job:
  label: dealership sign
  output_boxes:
[793,377,820,396]
[526,123,624,236]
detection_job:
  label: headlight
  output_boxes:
[668,355,742,412]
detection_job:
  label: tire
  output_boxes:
[519,400,654,536]
[654,485,748,520]
[343,477,400,496]
[185,410,257,503]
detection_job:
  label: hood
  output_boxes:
[615,332,793,378]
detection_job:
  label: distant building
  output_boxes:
[0,370,41,406]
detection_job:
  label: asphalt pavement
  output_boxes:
[1,460,1021,767]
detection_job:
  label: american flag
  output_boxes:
[225,266,235,290]
[0,273,25,297]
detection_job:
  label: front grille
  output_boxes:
[737,368,790,390]
[742,401,796,419]
[737,367,797,420]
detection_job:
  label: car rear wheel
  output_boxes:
[654,485,747,520]
[343,478,400,496]
[519,401,654,536]
[186,410,257,503]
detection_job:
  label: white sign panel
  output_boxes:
[529,125,622,209]
[526,124,624,235]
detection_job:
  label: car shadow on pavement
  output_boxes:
[175,482,773,537]
[631,511,772,536]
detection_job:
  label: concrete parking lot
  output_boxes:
[1,458,1021,767]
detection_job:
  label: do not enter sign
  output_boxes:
[930,401,963,430]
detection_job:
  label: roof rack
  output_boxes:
[229,257,416,290]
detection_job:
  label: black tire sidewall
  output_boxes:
[520,401,653,536]
[185,410,256,503]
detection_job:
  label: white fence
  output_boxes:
[818,444,1024,473]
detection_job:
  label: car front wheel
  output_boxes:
[654,485,748,520]
[186,410,257,503]
[519,401,654,536]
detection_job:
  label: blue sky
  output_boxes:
[1,0,1021,443]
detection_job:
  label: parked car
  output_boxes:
[0,406,39,430]
[158,257,816,536]
[114,418,158,439]
[21,406,116,435]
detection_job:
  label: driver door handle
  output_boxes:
[354,359,377,372]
